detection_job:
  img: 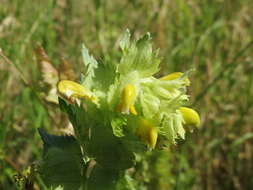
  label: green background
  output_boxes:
[1,0,253,189]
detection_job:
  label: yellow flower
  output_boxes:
[179,107,200,128]
[160,72,190,86]
[57,80,97,104]
[117,84,137,115]
[136,118,158,149]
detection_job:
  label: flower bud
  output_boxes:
[57,80,97,104]
[136,118,158,149]
[179,107,200,128]
[160,72,190,86]
[118,84,137,115]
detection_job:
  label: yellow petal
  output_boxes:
[130,105,138,115]
[179,107,200,128]
[160,72,190,86]
[136,118,158,149]
[118,84,137,115]
[57,80,96,103]
[160,72,183,80]
[148,127,158,149]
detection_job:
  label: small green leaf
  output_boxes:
[81,44,98,89]
[119,29,131,53]
[111,117,126,137]
[116,173,137,190]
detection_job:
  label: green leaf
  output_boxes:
[81,44,98,89]
[86,165,120,190]
[58,98,97,146]
[116,173,137,190]
[58,97,71,113]
[87,124,135,170]
[38,128,83,190]
[81,44,117,102]
[111,117,126,137]
[119,29,131,53]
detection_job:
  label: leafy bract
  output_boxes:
[118,31,160,78]
[111,116,126,137]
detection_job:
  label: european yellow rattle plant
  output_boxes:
[37,30,200,190]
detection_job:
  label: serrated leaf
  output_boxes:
[81,44,98,89]
[38,128,83,190]
[118,32,160,77]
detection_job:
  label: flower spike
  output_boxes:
[55,31,200,152]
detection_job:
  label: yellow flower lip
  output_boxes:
[160,72,190,86]
[118,84,137,115]
[57,80,97,104]
[179,107,200,128]
[136,118,158,149]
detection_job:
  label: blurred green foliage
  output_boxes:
[0,0,253,189]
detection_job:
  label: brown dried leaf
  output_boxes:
[59,57,76,80]
[34,46,59,104]
[34,46,59,86]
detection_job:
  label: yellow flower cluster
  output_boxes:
[57,71,200,149]
[56,31,200,150]
[116,72,200,148]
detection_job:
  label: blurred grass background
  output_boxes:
[0,0,253,189]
